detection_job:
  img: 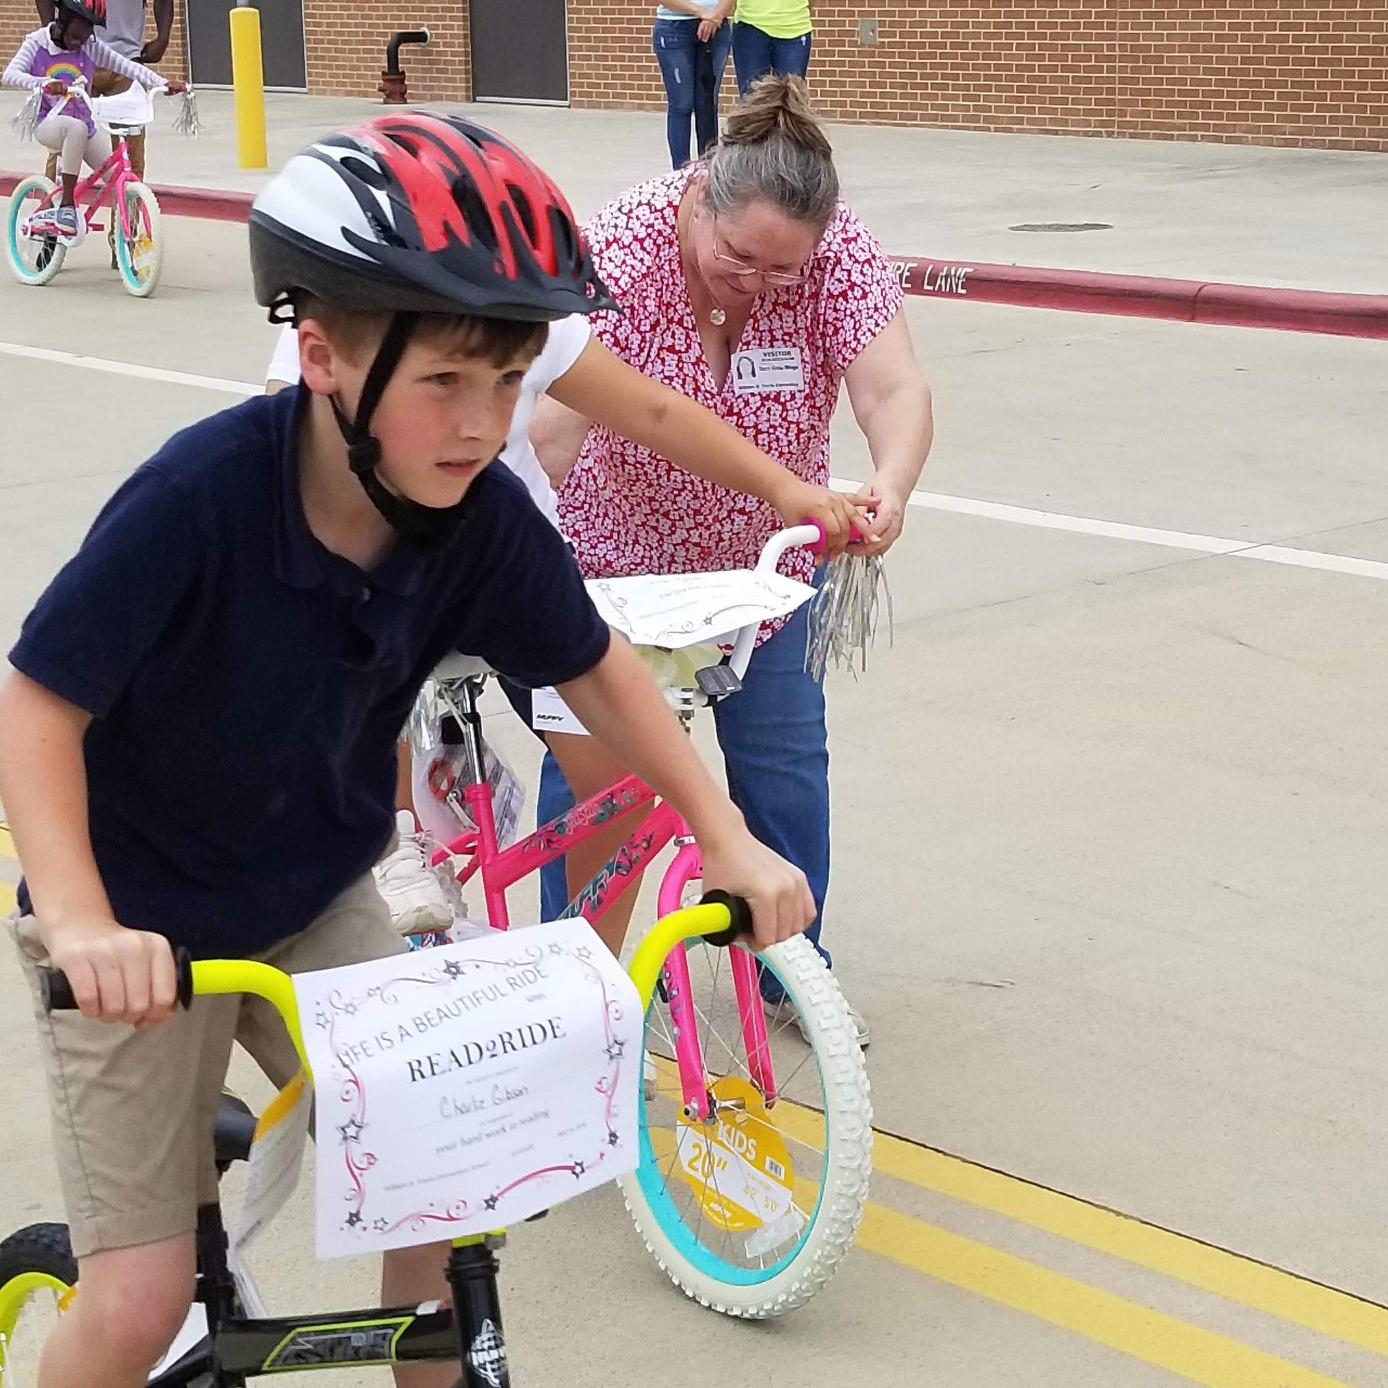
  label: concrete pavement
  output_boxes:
[2,91,1388,1387]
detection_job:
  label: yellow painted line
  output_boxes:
[653,1054,1388,1358]
[859,1203,1358,1388]
[867,1128,1388,1358]
[644,1112,1355,1388]
[1,823,19,915]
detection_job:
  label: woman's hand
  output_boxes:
[848,479,907,557]
[697,18,718,41]
[44,79,69,95]
[769,476,877,557]
[163,79,187,95]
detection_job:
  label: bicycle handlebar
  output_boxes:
[724,523,824,681]
[38,896,755,1079]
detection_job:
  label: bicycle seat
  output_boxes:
[214,1092,257,1167]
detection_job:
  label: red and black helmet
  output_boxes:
[248,111,616,322]
[248,113,617,548]
[57,0,107,25]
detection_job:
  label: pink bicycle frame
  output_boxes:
[435,697,775,1121]
[28,85,141,240]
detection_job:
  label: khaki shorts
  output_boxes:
[12,872,406,1259]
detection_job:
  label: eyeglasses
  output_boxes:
[709,218,810,287]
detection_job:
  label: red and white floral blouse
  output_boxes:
[558,168,903,640]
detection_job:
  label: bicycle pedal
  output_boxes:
[695,665,742,700]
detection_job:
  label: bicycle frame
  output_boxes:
[431,676,777,1122]
[22,85,141,242]
[144,1205,481,1388]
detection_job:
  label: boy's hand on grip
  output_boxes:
[39,917,179,1028]
[699,830,814,951]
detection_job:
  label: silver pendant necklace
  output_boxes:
[709,307,727,326]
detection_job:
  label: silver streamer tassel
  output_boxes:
[804,552,893,681]
[170,88,201,138]
[10,87,41,142]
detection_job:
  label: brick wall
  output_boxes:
[0,3,468,99]
[1,0,188,80]
[303,2,470,102]
[3,2,1384,151]
[564,1,1388,152]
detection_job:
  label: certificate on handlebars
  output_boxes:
[293,919,643,1258]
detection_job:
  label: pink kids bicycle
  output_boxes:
[5,78,173,296]
[422,525,873,1318]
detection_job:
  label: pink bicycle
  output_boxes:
[421,525,873,1317]
[5,78,172,296]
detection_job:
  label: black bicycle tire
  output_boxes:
[0,1223,77,1289]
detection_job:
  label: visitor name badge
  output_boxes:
[730,347,806,395]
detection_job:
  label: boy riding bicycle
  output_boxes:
[3,0,182,243]
[0,112,813,1388]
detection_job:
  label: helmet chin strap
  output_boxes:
[327,311,472,551]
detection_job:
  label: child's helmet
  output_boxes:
[249,111,615,324]
[57,0,107,24]
[247,112,616,546]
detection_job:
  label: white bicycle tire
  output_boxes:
[618,934,873,1318]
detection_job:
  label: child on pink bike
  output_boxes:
[3,0,182,243]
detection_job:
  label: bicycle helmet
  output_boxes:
[57,0,107,25]
[248,111,616,545]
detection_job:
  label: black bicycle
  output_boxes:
[0,897,755,1388]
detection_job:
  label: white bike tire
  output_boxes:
[618,934,872,1318]
[115,182,163,298]
[5,176,67,287]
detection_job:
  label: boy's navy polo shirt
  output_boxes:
[9,388,610,958]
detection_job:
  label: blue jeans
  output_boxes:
[537,599,831,1001]
[731,21,812,96]
[653,17,733,168]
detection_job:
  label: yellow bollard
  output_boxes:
[229,4,267,171]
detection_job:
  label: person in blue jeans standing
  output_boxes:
[731,0,812,95]
[528,79,935,1049]
[653,0,734,167]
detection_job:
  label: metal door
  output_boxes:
[470,0,568,104]
[185,0,307,90]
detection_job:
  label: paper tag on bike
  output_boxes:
[295,919,641,1258]
[675,1076,800,1247]
[531,686,588,737]
[413,734,525,849]
[230,1070,311,1253]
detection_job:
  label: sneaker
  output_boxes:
[374,810,453,936]
[763,993,871,1050]
[52,205,80,243]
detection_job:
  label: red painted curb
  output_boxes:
[4,170,1385,339]
[887,256,1388,340]
[0,171,254,223]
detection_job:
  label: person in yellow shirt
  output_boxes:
[731,0,811,95]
